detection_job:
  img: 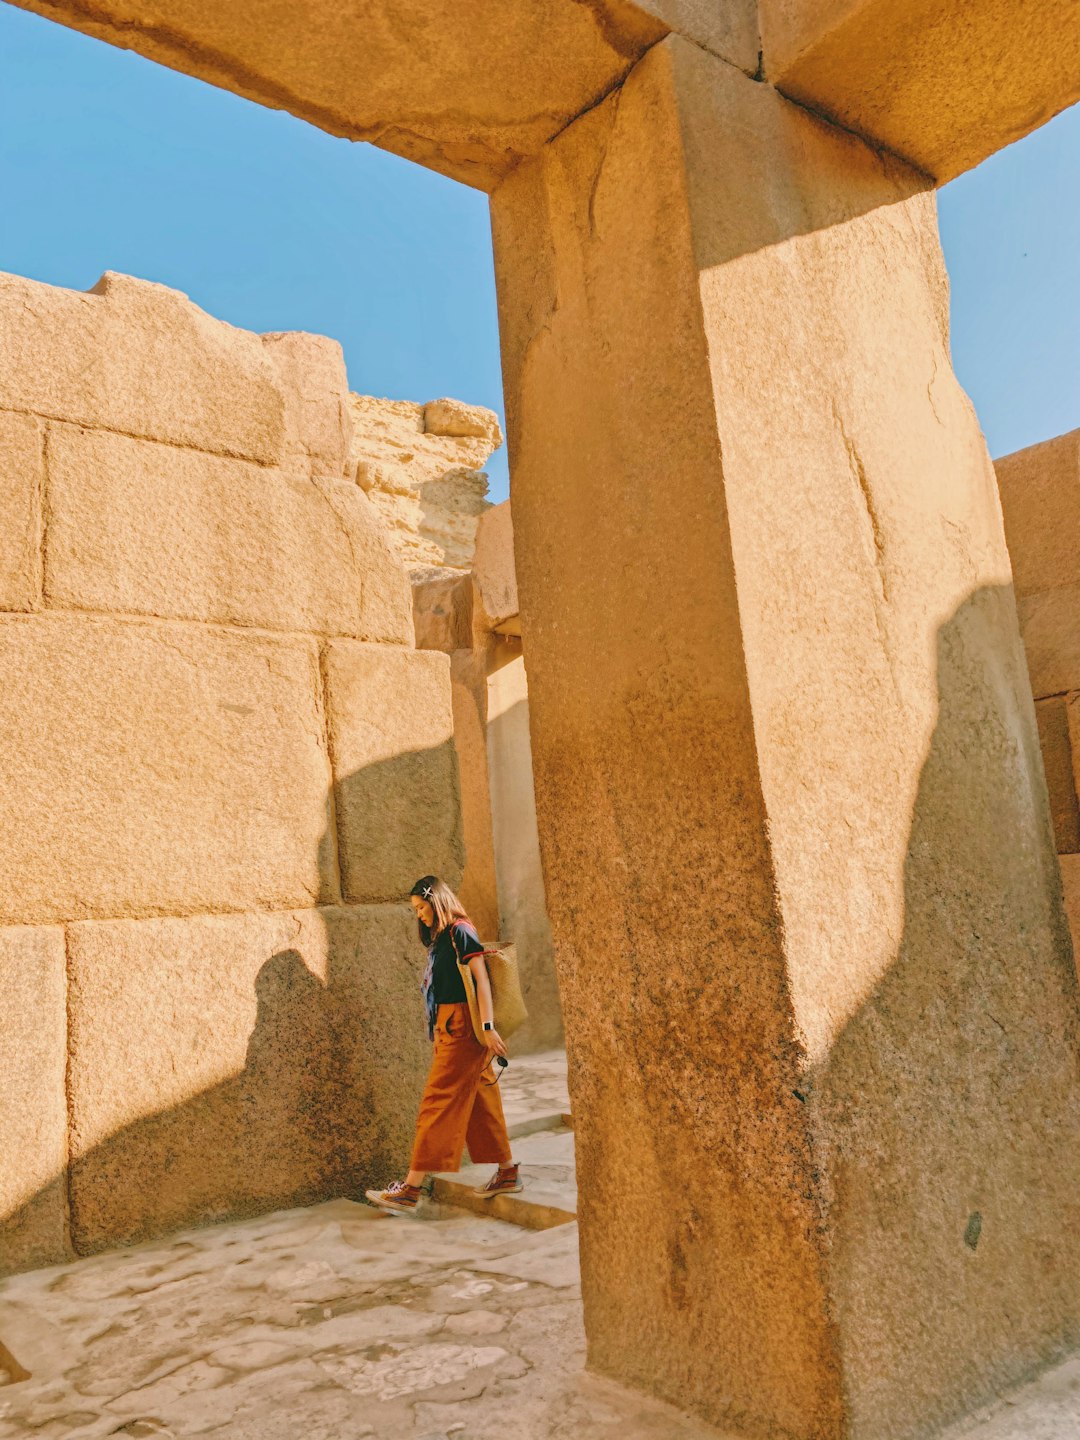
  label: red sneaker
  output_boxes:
[474,1164,523,1198]
[365,1179,422,1214]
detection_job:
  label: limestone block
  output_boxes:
[0,615,332,922]
[1017,586,1080,699]
[472,501,520,634]
[412,571,473,654]
[6,0,674,190]
[0,926,69,1276]
[348,395,496,570]
[486,651,561,1053]
[261,331,351,476]
[761,0,1080,184]
[66,904,429,1251]
[45,425,412,644]
[323,642,463,902]
[1060,855,1080,973]
[996,429,1080,600]
[423,398,503,444]
[450,647,500,942]
[0,410,42,612]
[493,35,1080,1437]
[1036,697,1080,854]
[0,270,284,462]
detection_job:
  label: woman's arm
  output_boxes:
[468,954,508,1058]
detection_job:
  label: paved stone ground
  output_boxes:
[0,1050,1076,1440]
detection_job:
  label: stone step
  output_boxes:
[428,1121,577,1230]
[506,1109,573,1140]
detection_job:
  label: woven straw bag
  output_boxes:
[457,940,528,1043]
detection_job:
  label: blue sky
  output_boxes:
[0,3,1076,505]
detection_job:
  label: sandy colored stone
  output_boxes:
[473,500,520,635]
[6,0,749,191]
[450,647,501,942]
[323,641,463,902]
[412,570,474,654]
[1060,855,1080,972]
[487,650,561,1053]
[492,34,1080,1438]
[261,330,351,476]
[1035,697,1080,854]
[0,270,284,462]
[761,0,1080,183]
[423,398,503,444]
[0,410,43,612]
[44,424,411,643]
[348,394,496,570]
[0,925,68,1276]
[996,429,1080,601]
[1017,586,1080,699]
[63,904,427,1251]
[0,614,332,922]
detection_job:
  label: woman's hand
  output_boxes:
[484,1028,508,1059]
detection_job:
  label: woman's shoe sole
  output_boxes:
[475,1183,524,1199]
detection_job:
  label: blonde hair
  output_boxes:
[411,875,469,939]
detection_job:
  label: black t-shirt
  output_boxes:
[424,921,484,1004]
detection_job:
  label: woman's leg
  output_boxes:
[409,1005,491,1175]
[465,1062,514,1166]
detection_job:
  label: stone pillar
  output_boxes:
[491,35,1080,1440]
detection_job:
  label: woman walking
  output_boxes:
[365,875,522,1215]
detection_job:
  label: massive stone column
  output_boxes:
[491,35,1080,1440]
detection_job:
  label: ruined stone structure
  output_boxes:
[0,268,462,1274]
[413,502,562,1054]
[2,2,1080,1438]
[996,430,1080,954]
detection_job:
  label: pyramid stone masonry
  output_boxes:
[0,268,462,1271]
[1,1,1080,1436]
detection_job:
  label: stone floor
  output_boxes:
[0,1050,1076,1440]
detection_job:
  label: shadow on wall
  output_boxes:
[550,586,1080,1438]
[0,744,463,1269]
[808,582,1080,1430]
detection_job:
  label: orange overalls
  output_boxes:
[410,1001,513,1173]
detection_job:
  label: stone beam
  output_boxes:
[761,0,1080,183]
[4,0,758,190]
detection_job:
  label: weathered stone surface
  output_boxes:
[0,615,332,922]
[6,0,758,190]
[348,394,496,570]
[323,641,463,902]
[0,410,42,612]
[0,925,68,1276]
[65,905,427,1251]
[261,330,351,476]
[412,569,474,654]
[761,0,1080,183]
[997,429,1080,602]
[450,646,501,942]
[1060,855,1080,970]
[493,34,1080,1437]
[423,397,503,443]
[0,270,284,462]
[473,500,520,634]
[1017,586,1080,699]
[1035,697,1080,854]
[45,424,412,643]
[487,650,561,1053]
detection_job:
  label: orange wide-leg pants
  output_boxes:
[410,1002,513,1173]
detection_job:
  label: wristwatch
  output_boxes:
[482,1021,494,1031]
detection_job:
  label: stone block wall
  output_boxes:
[0,270,463,1277]
[997,427,1080,952]
[412,502,562,1053]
